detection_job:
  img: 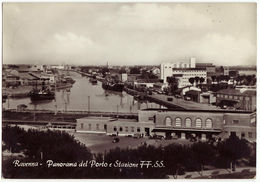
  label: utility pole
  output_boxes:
[88,96,90,113]
[7,94,9,109]
[117,104,119,117]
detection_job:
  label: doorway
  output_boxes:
[145,128,150,136]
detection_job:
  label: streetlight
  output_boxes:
[88,96,90,113]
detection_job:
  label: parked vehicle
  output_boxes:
[185,96,191,101]
[133,133,142,139]
[149,134,165,140]
[112,137,120,143]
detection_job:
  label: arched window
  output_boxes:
[195,118,202,128]
[175,117,182,127]
[205,118,213,128]
[185,118,192,128]
[165,117,172,126]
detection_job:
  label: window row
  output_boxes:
[80,123,107,130]
[217,94,244,100]
[165,117,213,129]
[114,126,140,133]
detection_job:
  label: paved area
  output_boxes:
[168,166,256,179]
[72,133,192,154]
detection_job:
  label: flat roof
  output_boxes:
[141,108,253,114]
[78,116,111,121]
[216,89,256,96]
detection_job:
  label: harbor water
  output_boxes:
[3,71,162,113]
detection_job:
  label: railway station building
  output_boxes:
[76,109,256,142]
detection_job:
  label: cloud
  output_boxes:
[3,3,256,66]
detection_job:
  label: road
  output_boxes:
[148,93,221,110]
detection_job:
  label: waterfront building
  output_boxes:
[18,72,39,85]
[160,58,207,88]
[171,68,207,88]
[195,62,216,78]
[133,79,159,89]
[160,57,196,83]
[215,88,256,111]
[76,109,256,142]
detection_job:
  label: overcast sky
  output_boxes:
[3,3,256,66]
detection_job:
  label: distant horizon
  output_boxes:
[3,63,257,68]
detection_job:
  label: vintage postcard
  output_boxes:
[1,2,257,180]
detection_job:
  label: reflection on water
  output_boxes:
[3,71,161,113]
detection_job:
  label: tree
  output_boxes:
[216,135,250,171]
[191,142,216,174]
[224,75,230,82]
[189,77,195,86]
[211,76,216,83]
[245,75,253,86]
[167,76,179,94]
[163,144,190,178]
[194,77,200,86]
[119,68,126,74]
[2,126,94,178]
[130,67,141,74]
[199,77,205,84]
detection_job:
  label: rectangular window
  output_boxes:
[241,132,245,138]
[225,95,228,98]
[131,127,135,132]
[88,124,91,130]
[81,123,84,129]
[125,127,128,132]
[233,120,239,124]
[229,95,233,99]
[248,132,253,138]
[234,96,238,100]
[137,127,140,132]
[96,124,99,130]
[240,96,244,100]
[148,116,154,121]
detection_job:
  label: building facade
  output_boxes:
[215,89,256,111]
[160,57,196,83]
[171,68,207,88]
[76,109,256,142]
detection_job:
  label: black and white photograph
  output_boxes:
[1,1,257,179]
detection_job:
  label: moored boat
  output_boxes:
[28,88,55,101]
[102,81,124,92]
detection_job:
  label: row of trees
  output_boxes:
[2,126,256,179]
[188,77,205,86]
[211,75,256,86]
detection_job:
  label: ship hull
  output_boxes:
[102,82,124,92]
[29,94,55,101]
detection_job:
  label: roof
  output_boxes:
[216,89,256,96]
[136,79,159,83]
[18,72,38,80]
[141,108,253,114]
[172,68,206,71]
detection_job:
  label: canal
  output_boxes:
[3,71,162,113]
